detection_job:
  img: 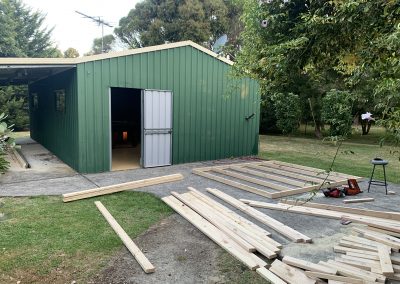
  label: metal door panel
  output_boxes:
[142,90,172,168]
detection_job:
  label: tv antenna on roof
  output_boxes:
[75,11,113,53]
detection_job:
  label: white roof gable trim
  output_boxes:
[0,41,233,66]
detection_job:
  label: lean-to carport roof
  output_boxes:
[0,41,233,85]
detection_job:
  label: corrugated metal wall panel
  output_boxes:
[29,69,79,170]
[74,46,259,173]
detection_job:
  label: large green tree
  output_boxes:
[85,34,115,56]
[114,0,231,49]
[0,0,59,57]
[235,0,400,137]
[0,0,60,129]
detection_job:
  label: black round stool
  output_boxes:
[367,158,388,194]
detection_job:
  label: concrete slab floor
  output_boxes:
[1,142,400,282]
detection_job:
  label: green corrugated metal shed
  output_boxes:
[2,41,260,173]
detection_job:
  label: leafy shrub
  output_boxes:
[0,86,29,131]
[0,113,15,173]
[322,89,353,137]
[272,92,301,135]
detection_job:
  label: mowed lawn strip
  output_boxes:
[259,135,400,184]
[0,192,173,283]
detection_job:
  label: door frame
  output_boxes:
[141,89,173,168]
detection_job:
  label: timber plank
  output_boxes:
[281,200,400,222]
[193,170,273,198]
[282,256,337,274]
[63,174,184,202]
[245,163,327,184]
[94,201,155,273]
[212,168,292,191]
[270,259,316,284]
[256,267,287,284]
[378,244,394,276]
[162,196,263,270]
[230,166,306,187]
[304,271,363,284]
[207,188,312,243]
[187,187,274,240]
[171,192,257,253]
[323,260,377,282]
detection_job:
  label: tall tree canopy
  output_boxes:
[0,0,59,57]
[115,0,233,49]
[0,0,60,129]
[64,47,80,58]
[85,34,115,55]
[235,0,400,137]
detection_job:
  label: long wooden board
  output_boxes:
[94,201,155,273]
[256,267,287,284]
[241,200,400,234]
[162,195,265,270]
[171,191,266,254]
[63,174,184,202]
[207,188,312,243]
[281,200,400,222]
[377,245,394,276]
[187,187,273,239]
[178,192,281,255]
[304,271,363,284]
[193,170,273,198]
[270,259,316,284]
[282,256,337,274]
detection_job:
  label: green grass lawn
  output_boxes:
[0,192,173,283]
[259,130,400,184]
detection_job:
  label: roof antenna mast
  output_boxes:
[75,11,113,53]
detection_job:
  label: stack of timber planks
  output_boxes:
[162,187,314,283]
[262,226,400,284]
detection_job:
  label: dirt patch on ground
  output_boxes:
[91,214,224,284]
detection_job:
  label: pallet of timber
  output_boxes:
[63,173,184,202]
[161,195,267,270]
[343,198,375,204]
[95,201,155,273]
[192,160,362,199]
[207,188,312,243]
[240,199,400,235]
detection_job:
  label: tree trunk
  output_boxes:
[314,122,322,139]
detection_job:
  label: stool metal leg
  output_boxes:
[368,164,375,192]
[383,165,388,195]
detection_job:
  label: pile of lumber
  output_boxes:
[259,224,400,283]
[193,160,362,199]
[240,199,400,235]
[331,226,400,282]
[162,187,315,283]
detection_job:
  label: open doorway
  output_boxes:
[110,87,141,171]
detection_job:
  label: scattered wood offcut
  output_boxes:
[193,160,362,199]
